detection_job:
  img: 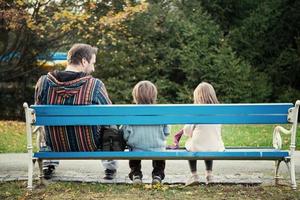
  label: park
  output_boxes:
[1,0,300,199]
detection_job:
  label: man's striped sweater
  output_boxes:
[34,70,111,152]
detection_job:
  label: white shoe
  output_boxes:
[185,174,200,186]
[152,176,162,185]
[205,171,213,185]
[132,175,142,185]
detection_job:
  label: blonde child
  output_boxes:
[185,82,225,186]
[122,81,170,184]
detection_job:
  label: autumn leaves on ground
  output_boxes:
[1,120,300,199]
[1,181,300,200]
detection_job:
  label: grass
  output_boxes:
[1,120,300,153]
[222,124,297,149]
[0,121,30,153]
[1,121,300,199]
[168,124,300,150]
[1,181,300,200]
[0,121,39,153]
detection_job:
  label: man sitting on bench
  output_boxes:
[34,43,117,180]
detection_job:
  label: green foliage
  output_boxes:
[1,0,299,119]
[0,0,90,119]
[0,0,140,118]
[93,0,261,103]
[228,0,300,102]
[200,0,260,33]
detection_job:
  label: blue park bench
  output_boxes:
[23,101,300,190]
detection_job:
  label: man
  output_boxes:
[35,43,117,180]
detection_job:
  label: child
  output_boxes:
[184,82,225,186]
[122,81,170,185]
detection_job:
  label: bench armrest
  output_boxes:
[273,126,291,149]
[33,126,46,149]
[23,103,34,153]
[289,100,300,155]
[272,100,299,151]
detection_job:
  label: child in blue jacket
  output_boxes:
[122,80,170,185]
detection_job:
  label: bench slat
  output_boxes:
[32,104,293,116]
[34,149,289,160]
[35,114,289,125]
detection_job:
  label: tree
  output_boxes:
[0,0,143,118]
[199,0,260,35]
[90,0,264,103]
[228,0,300,102]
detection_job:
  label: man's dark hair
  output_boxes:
[67,43,98,65]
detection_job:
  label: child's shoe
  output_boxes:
[152,175,162,185]
[43,165,55,180]
[132,175,142,185]
[185,174,200,186]
[205,170,213,185]
[103,169,117,180]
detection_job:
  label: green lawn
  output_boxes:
[0,121,30,153]
[0,121,299,153]
[167,124,300,150]
[1,181,300,200]
[1,121,300,199]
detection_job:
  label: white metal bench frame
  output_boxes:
[24,101,299,189]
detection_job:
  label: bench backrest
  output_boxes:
[30,103,294,126]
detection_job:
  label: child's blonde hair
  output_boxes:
[193,82,219,104]
[132,80,157,104]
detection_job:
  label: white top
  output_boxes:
[184,124,225,152]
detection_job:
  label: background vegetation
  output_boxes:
[1,121,299,153]
[1,2,299,197]
[1,0,299,119]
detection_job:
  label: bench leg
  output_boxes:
[290,159,297,190]
[27,157,35,190]
[38,159,44,185]
[284,159,297,190]
[274,160,281,185]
